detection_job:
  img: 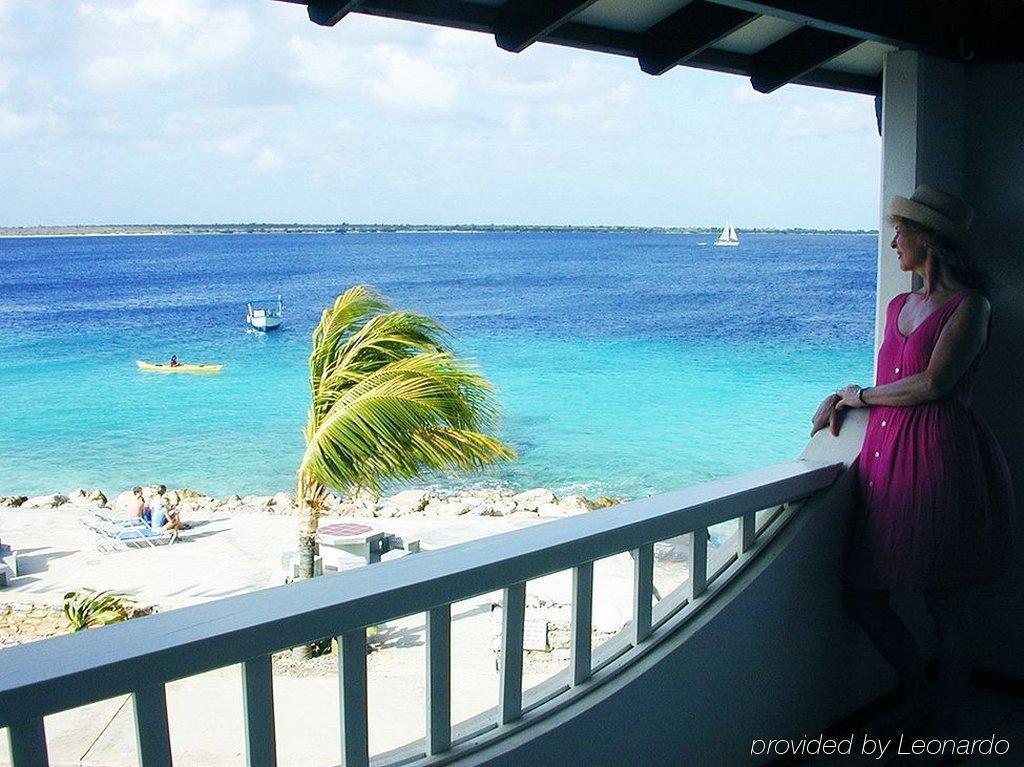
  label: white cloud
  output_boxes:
[367,44,458,113]
[76,0,254,90]
[0,1,881,227]
[0,65,66,140]
[0,61,13,92]
[481,59,609,101]
[289,35,460,114]
[89,115,125,135]
[0,106,61,140]
[182,120,288,171]
[731,82,770,104]
[254,147,283,172]
[0,0,11,48]
[429,27,489,58]
[202,127,258,157]
[780,100,875,139]
[287,35,354,92]
[504,105,528,136]
[288,21,643,128]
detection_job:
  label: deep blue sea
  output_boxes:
[0,232,876,500]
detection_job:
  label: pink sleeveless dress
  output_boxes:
[848,291,1015,591]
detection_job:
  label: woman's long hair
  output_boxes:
[890,214,990,292]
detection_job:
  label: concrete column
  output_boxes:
[876,51,965,351]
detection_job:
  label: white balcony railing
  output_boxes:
[0,459,842,767]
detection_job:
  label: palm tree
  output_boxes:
[296,284,516,581]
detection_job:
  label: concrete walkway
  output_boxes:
[0,508,689,766]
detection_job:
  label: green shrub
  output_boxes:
[63,588,136,631]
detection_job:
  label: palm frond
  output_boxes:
[324,352,498,428]
[301,353,513,492]
[309,285,390,389]
[333,311,448,375]
[404,427,517,473]
[313,312,449,414]
[299,284,514,519]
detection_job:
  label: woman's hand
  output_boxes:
[810,393,842,437]
[836,384,868,409]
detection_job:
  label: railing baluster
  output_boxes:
[8,718,49,767]
[571,562,594,686]
[741,511,757,552]
[633,544,654,644]
[133,684,173,767]
[690,527,708,599]
[242,655,277,767]
[499,582,526,725]
[425,605,451,755]
[337,630,369,767]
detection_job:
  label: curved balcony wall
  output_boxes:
[460,411,882,767]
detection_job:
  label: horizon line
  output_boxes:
[0,223,881,235]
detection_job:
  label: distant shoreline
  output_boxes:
[0,223,879,238]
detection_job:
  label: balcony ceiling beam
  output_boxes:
[638,1,758,77]
[275,0,882,95]
[703,0,959,57]
[494,0,601,54]
[286,0,1024,64]
[307,0,362,27]
[749,26,862,94]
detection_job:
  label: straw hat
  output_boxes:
[889,184,973,242]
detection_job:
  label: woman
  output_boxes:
[811,185,1014,740]
[149,484,185,531]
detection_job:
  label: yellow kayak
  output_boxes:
[136,361,223,373]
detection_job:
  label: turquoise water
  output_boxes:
[0,232,876,499]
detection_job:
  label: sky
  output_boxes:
[0,0,882,229]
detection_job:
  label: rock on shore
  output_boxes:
[0,486,621,520]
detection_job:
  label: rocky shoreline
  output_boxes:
[0,485,621,520]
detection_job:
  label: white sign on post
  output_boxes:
[523,618,549,652]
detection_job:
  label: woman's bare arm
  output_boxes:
[843,294,991,409]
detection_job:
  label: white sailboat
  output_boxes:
[713,223,740,247]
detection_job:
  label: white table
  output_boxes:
[316,522,420,567]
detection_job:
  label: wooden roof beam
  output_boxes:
[273,0,882,95]
[307,0,362,26]
[638,1,758,76]
[494,0,601,54]
[704,0,956,57]
[749,26,862,94]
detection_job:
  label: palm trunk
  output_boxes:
[293,472,323,660]
[296,471,323,580]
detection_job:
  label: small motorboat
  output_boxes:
[136,361,223,373]
[246,296,283,332]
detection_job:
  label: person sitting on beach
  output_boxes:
[129,486,145,520]
[149,485,185,531]
[169,355,181,368]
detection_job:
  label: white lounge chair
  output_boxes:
[82,518,177,552]
[88,510,148,528]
